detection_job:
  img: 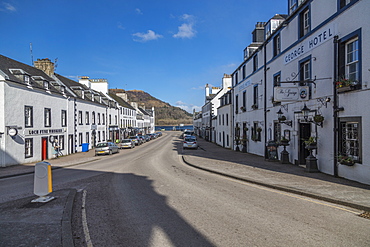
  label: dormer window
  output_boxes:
[43,81,49,90]
[24,75,30,85]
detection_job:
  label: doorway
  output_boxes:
[41,137,48,160]
[68,134,74,154]
[298,123,311,165]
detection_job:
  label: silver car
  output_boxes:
[118,139,135,149]
[95,142,119,155]
[183,136,198,149]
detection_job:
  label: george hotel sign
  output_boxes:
[274,86,309,101]
[284,23,337,64]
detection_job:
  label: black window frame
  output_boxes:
[85,111,90,125]
[25,105,33,128]
[253,85,258,108]
[25,138,33,158]
[253,54,258,72]
[273,33,281,57]
[78,111,83,125]
[299,6,310,38]
[338,0,359,10]
[338,117,362,163]
[61,110,67,127]
[338,29,361,88]
[44,108,51,127]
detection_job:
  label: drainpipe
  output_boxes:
[333,35,339,177]
[263,44,268,158]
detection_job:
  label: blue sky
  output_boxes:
[0,0,287,113]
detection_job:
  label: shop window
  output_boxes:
[339,117,362,163]
[25,138,33,158]
[58,135,65,150]
[79,133,83,146]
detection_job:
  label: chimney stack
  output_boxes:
[34,58,55,77]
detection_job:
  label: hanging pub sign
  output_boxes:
[274,86,309,102]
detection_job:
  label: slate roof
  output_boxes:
[108,93,136,110]
[0,54,65,96]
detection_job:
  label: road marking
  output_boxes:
[82,190,93,247]
[224,176,361,214]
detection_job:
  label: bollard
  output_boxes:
[31,161,55,203]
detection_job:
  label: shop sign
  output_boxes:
[25,128,64,136]
[274,86,309,101]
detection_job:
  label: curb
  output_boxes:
[62,189,77,247]
[181,155,370,213]
[0,158,100,180]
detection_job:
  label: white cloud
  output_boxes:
[135,8,143,15]
[173,14,196,39]
[0,2,16,12]
[133,30,163,42]
[117,22,125,30]
[175,101,200,113]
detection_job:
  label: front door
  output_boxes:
[68,134,74,154]
[41,137,48,160]
[298,123,311,165]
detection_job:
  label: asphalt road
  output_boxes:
[2,132,369,246]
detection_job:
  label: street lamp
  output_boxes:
[301,104,311,121]
[276,109,284,119]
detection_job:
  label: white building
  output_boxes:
[0,55,155,167]
[229,0,370,185]
[201,74,232,141]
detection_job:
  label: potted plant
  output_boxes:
[251,104,258,110]
[313,114,324,123]
[243,127,249,132]
[337,155,355,166]
[280,137,289,145]
[304,136,317,149]
[278,115,287,122]
[240,106,246,112]
[256,127,262,133]
[336,76,358,92]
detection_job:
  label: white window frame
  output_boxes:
[346,38,359,82]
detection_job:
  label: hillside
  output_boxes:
[111,89,193,126]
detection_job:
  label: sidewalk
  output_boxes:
[182,137,370,213]
[0,150,99,179]
[1,136,370,246]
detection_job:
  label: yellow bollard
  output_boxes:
[32,161,55,203]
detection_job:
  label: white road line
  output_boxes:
[82,190,93,247]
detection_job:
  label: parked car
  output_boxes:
[95,142,119,155]
[129,136,141,146]
[181,130,194,139]
[144,134,151,142]
[183,136,198,149]
[138,135,146,144]
[118,139,135,149]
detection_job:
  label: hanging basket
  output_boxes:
[313,115,324,123]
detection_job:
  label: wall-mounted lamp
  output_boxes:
[277,108,292,126]
[301,104,311,121]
